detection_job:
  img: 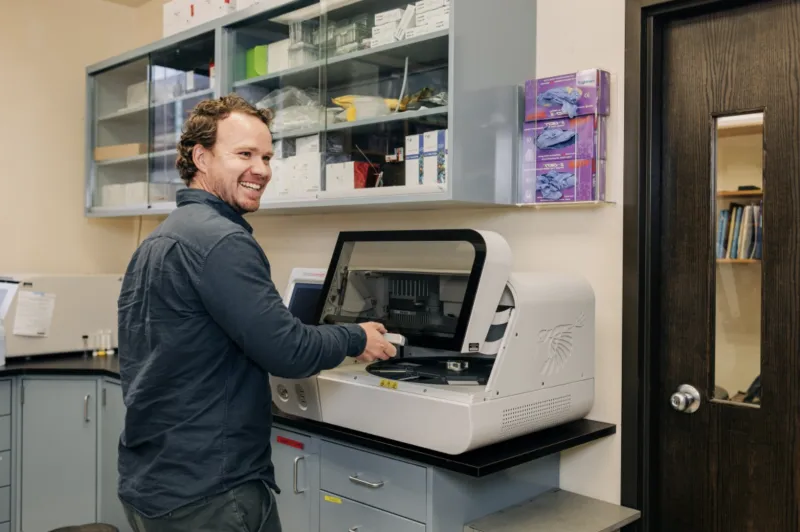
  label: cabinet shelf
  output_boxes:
[328,106,447,132]
[95,149,176,167]
[97,89,214,121]
[233,30,449,92]
[272,106,447,140]
[717,190,762,198]
[717,259,760,264]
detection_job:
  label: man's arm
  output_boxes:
[196,232,367,378]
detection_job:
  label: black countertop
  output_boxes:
[2,353,616,477]
[0,353,121,378]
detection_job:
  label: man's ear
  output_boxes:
[193,144,209,174]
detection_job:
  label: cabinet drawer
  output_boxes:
[320,491,425,532]
[0,382,10,417]
[0,417,10,452]
[320,441,427,522]
[0,452,9,488]
[0,487,9,523]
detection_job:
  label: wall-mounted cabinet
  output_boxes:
[88,32,216,216]
[85,0,536,217]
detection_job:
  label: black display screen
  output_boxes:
[288,282,323,325]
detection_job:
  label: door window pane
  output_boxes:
[713,112,763,407]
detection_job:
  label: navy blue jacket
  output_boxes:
[117,188,366,518]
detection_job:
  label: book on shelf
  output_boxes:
[717,200,762,260]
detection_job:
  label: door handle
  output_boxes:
[84,394,90,422]
[348,475,384,489]
[670,384,701,414]
[292,456,306,494]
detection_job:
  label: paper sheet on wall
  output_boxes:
[12,291,56,337]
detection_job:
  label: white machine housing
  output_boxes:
[0,274,121,359]
[270,229,595,455]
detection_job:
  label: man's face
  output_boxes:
[192,112,273,213]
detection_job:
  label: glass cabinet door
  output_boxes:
[319,0,449,199]
[148,32,216,209]
[91,57,150,211]
[227,0,327,204]
[226,0,451,205]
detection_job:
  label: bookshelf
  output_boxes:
[717,258,760,265]
[717,190,762,198]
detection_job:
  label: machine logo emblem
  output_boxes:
[538,313,586,376]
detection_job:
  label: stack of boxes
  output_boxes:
[405,128,447,187]
[520,69,610,204]
[244,40,290,79]
[365,0,451,49]
[163,0,239,37]
[262,134,326,201]
[264,133,376,201]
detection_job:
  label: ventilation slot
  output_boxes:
[501,395,571,434]
[294,384,307,409]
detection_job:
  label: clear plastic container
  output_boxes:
[353,96,391,120]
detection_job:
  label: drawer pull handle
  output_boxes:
[348,528,360,532]
[348,475,384,489]
[293,456,306,494]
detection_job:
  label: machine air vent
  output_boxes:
[501,395,571,434]
[294,383,307,409]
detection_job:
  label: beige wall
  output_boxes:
[0,0,162,274]
[4,0,625,504]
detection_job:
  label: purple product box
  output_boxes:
[524,68,611,121]
[523,115,607,163]
[519,158,606,204]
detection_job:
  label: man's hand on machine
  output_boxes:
[356,322,398,363]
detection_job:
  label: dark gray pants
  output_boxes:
[122,480,282,532]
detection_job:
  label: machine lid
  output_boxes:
[314,229,491,353]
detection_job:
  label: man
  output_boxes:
[117,94,397,532]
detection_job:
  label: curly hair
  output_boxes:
[176,94,274,185]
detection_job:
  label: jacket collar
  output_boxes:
[176,188,253,234]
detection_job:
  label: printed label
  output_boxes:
[379,379,398,390]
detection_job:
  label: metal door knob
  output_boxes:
[670,384,701,413]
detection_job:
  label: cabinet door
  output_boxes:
[20,378,97,532]
[100,380,132,532]
[271,428,319,532]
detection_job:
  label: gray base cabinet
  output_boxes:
[272,424,560,532]
[0,375,128,532]
[20,378,98,532]
[100,379,131,532]
[271,428,319,532]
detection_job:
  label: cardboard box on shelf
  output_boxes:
[422,129,447,186]
[525,68,611,121]
[522,115,607,163]
[394,4,417,40]
[519,158,606,204]
[405,134,423,185]
[94,144,147,162]
[375,8,405,26]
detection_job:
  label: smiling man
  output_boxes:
[116,94,396,532]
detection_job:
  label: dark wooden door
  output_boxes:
[657,1,800,530]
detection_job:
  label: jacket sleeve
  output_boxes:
[196,232,367,378]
